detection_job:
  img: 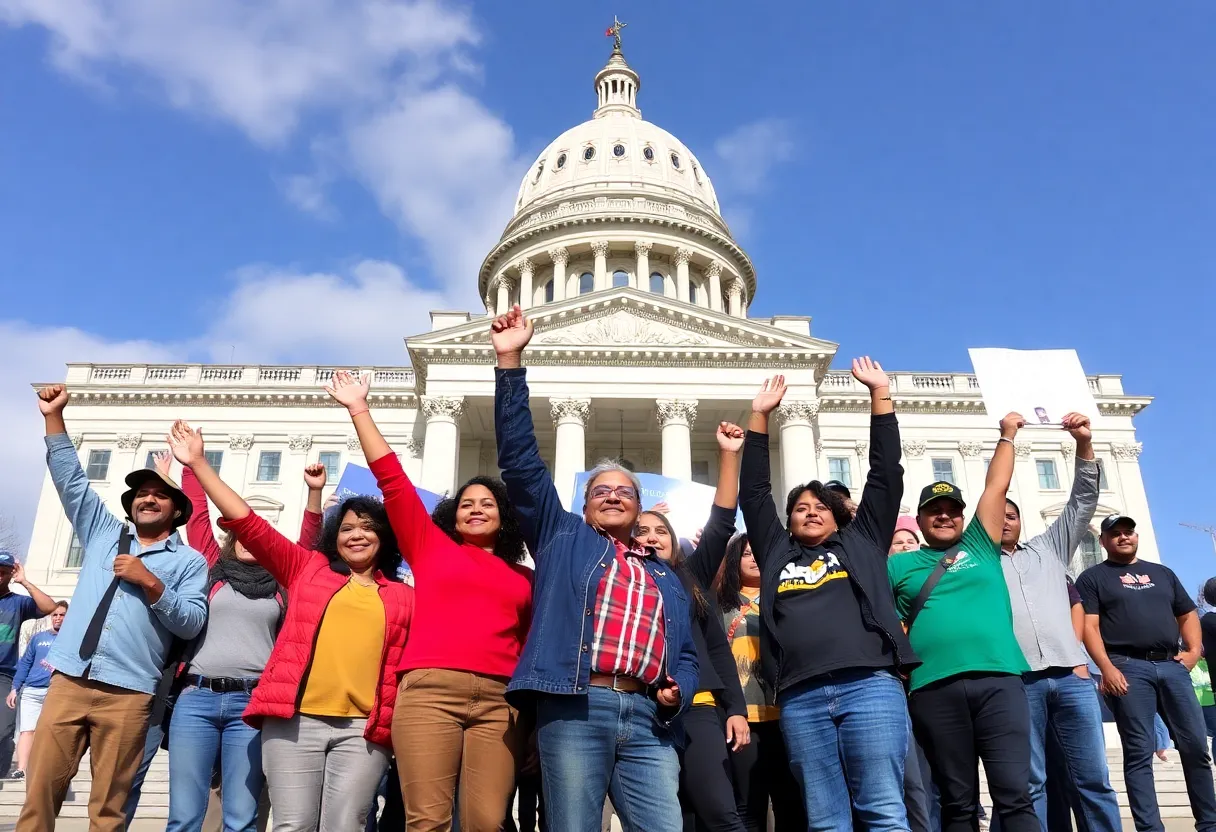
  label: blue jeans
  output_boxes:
[536,687,681,832]
[166,686,262,832]
[1023,668,1122,831]
[1105,655,1216,832]
[778,668,909,831]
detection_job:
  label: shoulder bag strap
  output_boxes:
[905,552,957,632]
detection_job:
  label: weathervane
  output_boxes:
[604,16,627,51]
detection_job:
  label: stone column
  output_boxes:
[958,440,986,495]
[777,400,819,498]
[285,435,313,530]
[634,242,651,290]
[551,398,591,510]
[727,278,743,317]
[401,436,424,483]
[855,440,871,486]
[114,434,142,479]
[656,400,697,481]
[515,258,534,310]
[901,440,930,503]
[675,248,693,303]
[707,261,723,312]
[1111,442,1160,561]
[591,241,610,292]
[227,435,255,493]
[420,397,465,496]
[495,274,516,315]
[548,247,568,303]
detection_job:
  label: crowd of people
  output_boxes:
[5,303,1212,832]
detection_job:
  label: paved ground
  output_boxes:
[0,821,1204,831]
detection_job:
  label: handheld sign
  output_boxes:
[968,348,1101,428]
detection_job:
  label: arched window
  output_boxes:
[650,272,665,294]
[543,279,554,303]
[612,269,629,288]
[1069,529,1103,577]
[579,272,594,295]
[689,284,699,305]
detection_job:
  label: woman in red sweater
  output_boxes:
[326,371,533,832]
[167,419,414,832]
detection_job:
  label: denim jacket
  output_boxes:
[494,368,699,723]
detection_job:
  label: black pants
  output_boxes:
[909,673,1037,832]
[512,772,546,832]
[728,719,804,832]
[678,704,746,832]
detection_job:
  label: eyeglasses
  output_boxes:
[589,485,638,501]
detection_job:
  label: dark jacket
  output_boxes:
[739,411,920,695]
[494,368,699,723]
[676,504,748,719]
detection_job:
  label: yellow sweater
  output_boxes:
[300,580,386,718]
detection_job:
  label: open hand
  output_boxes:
[851,356,890,391]
[303,463,327,490]
[490,305,534,356]
[36,385,69,415]
[752,375,787,416]
[656,677,681,708]
[166,420,205,468]
[725,715,751,751]
[1061,412,1092,442]
[151,450,173,478]
[717,421,745,453]
[323,494,341,512]
[1100,666,1129,697]
[324,371,371,411]
[648,501,670,516]
[10,562,25,587]
[1000,412,1026,439]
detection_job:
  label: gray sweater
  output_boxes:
[188,584,280,679]
[1002,456,1100,672]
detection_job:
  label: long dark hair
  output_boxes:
[785,481,853,532]
[430,476,527,565]
[717,531,750,612]
[638,511,709,619]
[318,496,402,579]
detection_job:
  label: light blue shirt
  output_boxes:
[44,433,208,695]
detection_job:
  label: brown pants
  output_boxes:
[17,672,153,832]
[393,668,522,832]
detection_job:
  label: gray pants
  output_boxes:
[0,673,15,778]
[261,714,390,832]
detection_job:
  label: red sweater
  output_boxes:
[370,454,532,679]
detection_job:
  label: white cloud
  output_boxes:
[714,118,797,195]
[282,173,336,221]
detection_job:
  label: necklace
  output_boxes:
[349,575,376,588]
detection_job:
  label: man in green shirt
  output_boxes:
[887,412,1037,832]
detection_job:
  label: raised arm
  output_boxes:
[1033,414,1098,566]
[686,423,744,589]
[740,376,791,569]
[37,385,122,552]
[492,306,570,554]
[975,412,1026,544]
[298,463,326,550]
[844,358,904,551]
[180,467,222,567]
[11,563,57,616]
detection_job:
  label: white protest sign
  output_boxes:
[968,348,1101,428]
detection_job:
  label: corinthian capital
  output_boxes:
[634,241,653,257]
[402,437,423,458]
[590,240,611,258]
[901,440,926,459]
[656,400,698,429]
[550,398,591,427]
[495,273,517,291]
[705,260,723,279]
[957,440,983,458]
[776,399,820,425]
[674,247,694,266]
[1059,441,1075,460]
[228,435,254,451]
[514,257,535,277]
[1014,441,1033,459]
[116,434,141,450]
[548,246,569,266]
[1111,442,1143,461]
[69,434,84,450]
[287,435,313,452]
[422,396,466,423]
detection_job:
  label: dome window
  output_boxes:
[649,272,665,294]
[583,146,596,162]
[612,269,629,288]
[692,164,702,184]
[613,143,626,158]
[579,272,594,294]
[556,153,567,170]
[670,153,681,169]
[534,160,545,183]
[643,146,655,162]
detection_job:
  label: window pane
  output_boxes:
[144,451,157,469]
[689,284,698,304]
[827,458,852,489]
[319,451,341,482]
[1036,459,1060,490]
[86,450,111,481]
[612,269,629,288]
[579,273,594,294]
[1097,459,1110,490]
[543,280,554,303]
[66,534,85,569]
[257,451,281,482]
[649,272,665,293]
[691,460,711,486]
[204,450,224,471]
[931,458,955,485]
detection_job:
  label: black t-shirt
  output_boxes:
[772,545,892,687]
[1201,613,1216,670]
[1076,559,1196,653]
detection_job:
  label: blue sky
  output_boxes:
[1,2,1213,588]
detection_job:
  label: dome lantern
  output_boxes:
[594,18,640,118]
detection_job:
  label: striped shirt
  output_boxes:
[590,539,667,684]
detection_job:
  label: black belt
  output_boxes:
[188,675,259,693]
[1108,648,1177,662]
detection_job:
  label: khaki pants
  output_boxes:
[17,672,152,832]
[393,668,522,832]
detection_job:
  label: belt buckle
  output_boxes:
[207,677,225,693]
[610,675,627,692]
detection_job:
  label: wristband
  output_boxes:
[997,436,1014,446]
[347,408,370,418]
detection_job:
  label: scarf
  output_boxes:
[210,556,280,601]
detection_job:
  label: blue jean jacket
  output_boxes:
[494,368,699,724]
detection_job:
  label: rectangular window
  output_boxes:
[1036,459,1060,490]
[144,450,157,469]
[691,460,711,486]
[1097,458,1110,491]
[318,451,341,482]
[66,534,85,569]
[931,458,956,485]
[85,449,111,481]
[827,457,852,489]
[256,451,281,482]
[204,450,224,471]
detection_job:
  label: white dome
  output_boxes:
[512,47,721,218]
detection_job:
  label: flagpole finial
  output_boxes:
[605,16,628,51]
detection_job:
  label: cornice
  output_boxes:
[59,390,419,408]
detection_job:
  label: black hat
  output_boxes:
[121,469,192,528]
[917,481,966,511]
[823,480,852,500]
[1100,514,1136,536]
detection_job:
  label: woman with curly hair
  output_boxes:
[167,419,413,832]
[326,371,533,832]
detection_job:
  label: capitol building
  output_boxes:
[24,41,1158,597]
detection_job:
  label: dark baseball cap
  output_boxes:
[917,481,966,511]
[1100,514,1136,535]
[0,552,15,569]
[823,480,852,500]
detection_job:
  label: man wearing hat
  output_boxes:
[19,385,208,831]
[0,549,58,780]
[1077,514,1216,831]
[888,412,1039,831]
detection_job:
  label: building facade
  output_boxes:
[23,43,1156,599]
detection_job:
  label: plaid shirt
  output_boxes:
[589,538,667,685]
